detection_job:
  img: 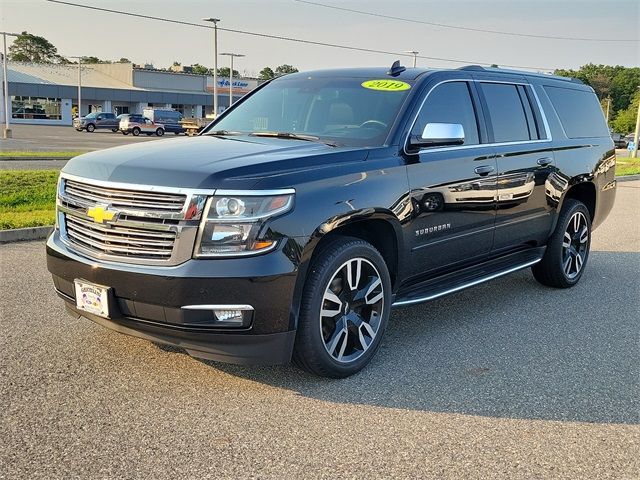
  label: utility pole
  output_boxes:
[1,31,19,139]
[631,95,639,159]
[221,52,245,108]
[202,18,220,117]
[404,50,419,68]
[605,97,611,124]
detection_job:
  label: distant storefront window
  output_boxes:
[11,96,62,120]
[171,104,185,114]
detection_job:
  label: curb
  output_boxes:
[616,174,640,182]
[0,157,74,162]
[0,226,53,244]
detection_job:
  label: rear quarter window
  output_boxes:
[544,86,609,138]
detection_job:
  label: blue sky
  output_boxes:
[2,0,638,76]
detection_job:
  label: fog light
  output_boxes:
[182,304,253,328]
[214,309,244,324]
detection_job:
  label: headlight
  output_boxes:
[194,191,294,257]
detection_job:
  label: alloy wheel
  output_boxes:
[319,257,385,363]
[562,211,589,279]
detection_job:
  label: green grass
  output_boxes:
[0,151,87,158]
[0,170,58,229]
[616,156,640,176]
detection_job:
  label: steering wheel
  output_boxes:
[359,120,387,130]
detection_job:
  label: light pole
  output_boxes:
[220,52,245,108]
[404,50,419,68]
[202,17,220,117]
[1,31,19,139]
[65,56,83,120]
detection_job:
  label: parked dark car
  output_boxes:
[143,108,185,134]
[47,63,616,378]
[611,133,628,148]
[74,112,119,132]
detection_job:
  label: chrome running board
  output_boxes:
[392,248,544,308]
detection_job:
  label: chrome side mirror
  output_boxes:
[410,123,465,149]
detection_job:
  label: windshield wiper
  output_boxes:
[249,131,338,147]
[205,130,243,136]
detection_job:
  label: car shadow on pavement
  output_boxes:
[193,251,639,425]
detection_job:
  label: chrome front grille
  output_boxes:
[57,174,211,266]
[65,215,176,260]
[64,179,186,212]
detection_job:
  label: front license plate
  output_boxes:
[74,279,110,318]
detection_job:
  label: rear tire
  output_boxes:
[132,127,140,136]
[532,199,591,288]
[293,237,391,378]
[156,128,164,136]
[111,128,118,132]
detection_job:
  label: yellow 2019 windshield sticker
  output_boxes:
[361,79,411,91]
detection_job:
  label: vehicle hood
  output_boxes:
[62,135,369,190]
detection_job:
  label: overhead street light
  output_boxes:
[1,31,19,139]
[405,50,419,68]
[220,52,245,108]
[201,17,220,117]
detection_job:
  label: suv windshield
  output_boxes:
[210,76,413,147]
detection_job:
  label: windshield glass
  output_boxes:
[210,76,413,147]
[85,113,97,119]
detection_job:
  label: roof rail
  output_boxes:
[456,65,584,84]
[457,65,486,71]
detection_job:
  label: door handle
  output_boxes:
[474,165,495,176]
[537,157,553,166]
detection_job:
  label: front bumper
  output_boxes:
[46,231,301,365]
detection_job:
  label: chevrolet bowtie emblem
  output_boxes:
[87,205,117,224]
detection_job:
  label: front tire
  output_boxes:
[86,123,95,132]
[293,237,392,378]
[532,199,591,288]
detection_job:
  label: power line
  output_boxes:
[45,0,556,71]
[295,0,639,43]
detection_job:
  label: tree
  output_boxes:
[118,57,131,63]
[8,31,63,63]
[81,56,104,64]
[612,91,639,134]
[190,63,211,75]
[259,67,275,80]
[217,67,240,78]
[275,64,298,76]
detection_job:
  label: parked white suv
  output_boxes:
[119,116,165,136]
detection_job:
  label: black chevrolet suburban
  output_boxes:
[47,63,616,378]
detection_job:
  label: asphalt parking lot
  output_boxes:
[3,124,173,152]
[1,182,639,479]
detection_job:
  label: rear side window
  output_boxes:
[480,83,531,143]
[544,86,609,138]
[412,81,480,146]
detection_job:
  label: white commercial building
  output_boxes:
[0,61,259,126]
